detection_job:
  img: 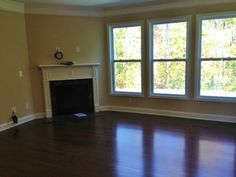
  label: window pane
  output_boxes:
[153,61,185,95]
[113,26,141,60]
[200,60,236,97]
[114,62,141,93]
[201,17,236,58]
[153,22,187,59]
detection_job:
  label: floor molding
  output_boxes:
[99,105,236,123]
[0,112,45,132]
[34,112,46,119]
[1,107,235,133]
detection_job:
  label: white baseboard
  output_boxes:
[1,107,235,133]
[0,112,45,132]
[99,105,236,123]
[34,112,46,119]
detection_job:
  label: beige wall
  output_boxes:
[103,3,236,117]
[25,14,105,113]
[1,2,235,125]
[0,10,33,124]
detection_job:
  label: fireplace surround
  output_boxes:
[39,63,100,118]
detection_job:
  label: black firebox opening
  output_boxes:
[50,79,94,117]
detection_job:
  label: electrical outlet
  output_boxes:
[19,70,23,78]
[11,107,16,113]
[76,46,80,53]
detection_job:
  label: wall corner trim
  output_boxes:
[0,112,45,132]
[99,105,236,123]
[0,0,24,13]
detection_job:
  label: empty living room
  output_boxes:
[0,0,236,176]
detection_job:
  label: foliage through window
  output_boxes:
[149,18,189,97]
[197,14,236,100]
[108,23,142,95]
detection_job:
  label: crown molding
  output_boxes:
[0,0,24,13]
[25,6,104,17]
[1,0,235,16]
[104,0,236,16]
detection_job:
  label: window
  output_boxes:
[108,22,143,95]
[149,17,190,98]
[196,13,236,102]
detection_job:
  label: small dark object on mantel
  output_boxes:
[12,112,18,124]
[60,61,74,65]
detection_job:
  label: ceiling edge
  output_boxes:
[25,6,104,17]
[0,0,235,16]
[0,0,24,13]
[104,0,236,16]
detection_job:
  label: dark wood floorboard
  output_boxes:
[0,111,236,177]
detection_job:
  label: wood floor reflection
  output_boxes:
[0,111,235,177]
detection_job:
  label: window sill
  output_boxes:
[149,93,190,100]
[195,95,236,104]
[110,91,144,97]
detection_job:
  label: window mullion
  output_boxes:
[153,59,186,62]
[201,58,236,61]
[114,59,141,62]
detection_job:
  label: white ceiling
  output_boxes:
[12,0,185,8]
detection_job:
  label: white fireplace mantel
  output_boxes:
[39,63,100,118]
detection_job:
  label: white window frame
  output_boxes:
[148,17,191,100]
[107,21,144,96]
[195,12,236,103]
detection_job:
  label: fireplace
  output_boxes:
[39,63,100,118]
[50,79,94,117]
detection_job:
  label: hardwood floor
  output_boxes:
[0,111,236,177]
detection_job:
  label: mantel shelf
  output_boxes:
[38,63,100,69]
